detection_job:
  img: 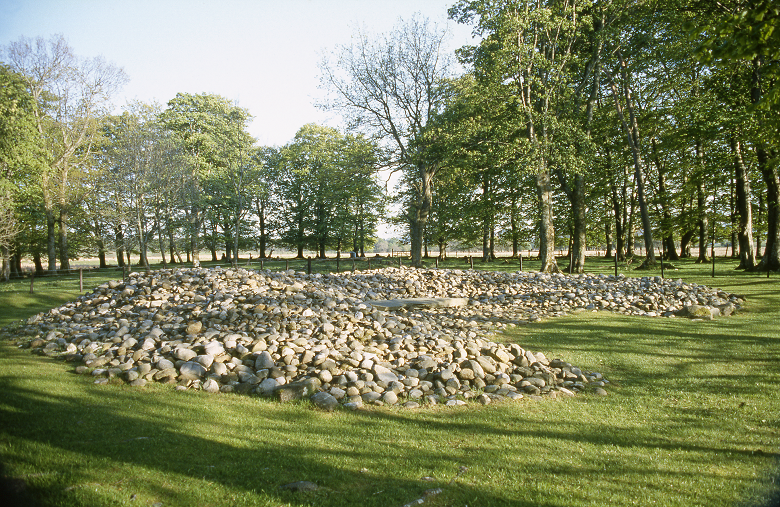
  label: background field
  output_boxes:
[1,257,778,507]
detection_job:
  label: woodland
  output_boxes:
[1,0,778,279]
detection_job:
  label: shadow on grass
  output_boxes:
[0,370,558,507]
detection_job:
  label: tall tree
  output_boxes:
[3,34,127,272]
[320,15,453,267]
[0,64,44,280]
[160,92,252,267]
[451,0,592,272]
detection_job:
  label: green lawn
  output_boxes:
[0,257,778,506]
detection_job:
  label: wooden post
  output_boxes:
[519,254,523,272]
[659,244,665,279]
[368,257,371,270]
[711,223,716,278]
[614,251,618,277]
[336,257,340,273]
[469,256,473,269]
[260,259,264,270]
[435,257,439,268]
[79,268,83,292]
[123,265,127,281]
[398,256,402,268]
[285,259,289,270]
[307,256,312,275]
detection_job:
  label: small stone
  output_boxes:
[179,361,207,380]
[381,391,398,405]
[186,321,203,335]
[311,392,339,411]
[202,379,220,393]
[255,351,275,370]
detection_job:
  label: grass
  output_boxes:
[0,256,779,506]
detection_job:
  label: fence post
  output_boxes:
[79,268,83,292]
[435,257,439,268]
[123,265,127,281]
[614,251,618,277]
[352,260,355,273]
[285,259,289,271]
[260,259,264,270]
[367,258,371,270]
[519,254,523,272]
[336,257,340,273]
[307,256,312,275]
[469,256,473,269]
[398,256,402,268]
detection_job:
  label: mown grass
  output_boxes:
[0,256,778,506]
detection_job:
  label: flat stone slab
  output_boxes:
[368,297,469,310]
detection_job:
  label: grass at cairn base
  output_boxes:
[0,255,778,506]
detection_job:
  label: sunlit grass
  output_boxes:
[1,256,779,506]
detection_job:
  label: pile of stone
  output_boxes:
[8,266,742,410]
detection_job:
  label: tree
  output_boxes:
[160,92,252,266]
[690,0,780,270]
[320,15,454,267]
[450,0,593,272]
[0,64,44,279]
[3,34,127,272]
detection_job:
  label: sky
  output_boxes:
[0,0,476,147]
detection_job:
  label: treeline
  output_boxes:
[2,0,779,279]
[0,36,386,279]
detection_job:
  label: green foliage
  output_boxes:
[277,124,384,257]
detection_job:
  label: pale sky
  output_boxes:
[0,0,476,147]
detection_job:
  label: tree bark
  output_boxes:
[57,208,70,270]
[757,147,780,270]
[537,168,560,273]
[409,166,433,268]
[46,208,56,273]
[732,137,755,269]
[608,56,655,266]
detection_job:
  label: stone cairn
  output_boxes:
[8,266,742,410]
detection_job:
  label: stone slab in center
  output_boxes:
[368,297,469,309]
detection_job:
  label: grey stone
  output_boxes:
[373,364,398,384]
[311,392,339,411]
[255,351,275,370]
[202,379,220,393]
[174,347,197,361]
[179,361,207,380]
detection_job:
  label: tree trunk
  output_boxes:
[757,147,780,270]
[695,141,709,263]
[510,194,520,257]
[409,166,433,268]
[97,237,108,268]
[608,57,655,265]
[115,227,126,267]
[33,251,44,275]
[1,246,9,282]
[732,137,756,269]
[57,208,70,271]
[751,57,780,271]
[608,152,626,261]
[604,202,613,259]
[679,230,694,258]
[46,208,57,273]
[537,168,559,273]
